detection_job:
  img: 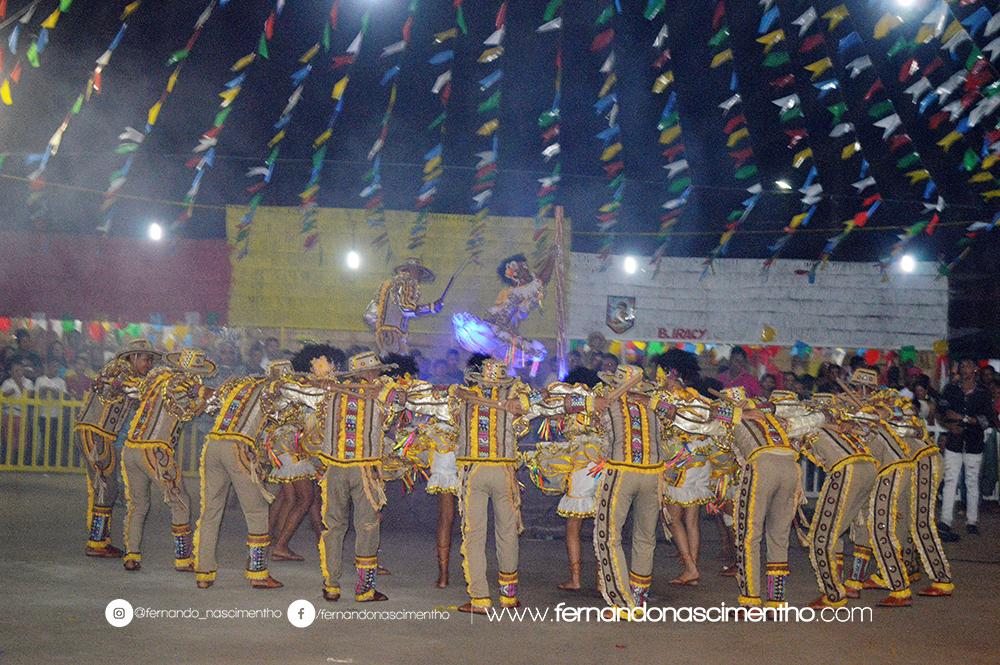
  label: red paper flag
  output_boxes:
[863,79,884,101]
[653,50,671,69]
[661,144,685,160]
[770,74,796,89]
[604,160,624,176]
[264,13,275,40]
[496,2,507,28]
[712,1,725,31]
[0,0,6,20]
[853,210,869,227]
[330,0,340,28]
[402,16,413,43]
[898,58,918,83]
[923,57,943,78]
[591,29,614,53]
[723,114,746,134]
[926,213,940,236]
[10,60,21,83]
[862,193,881,207]
[785,128,808,148]
[929,110,948,130]
[887,134,911,152]
[799,34,823,53]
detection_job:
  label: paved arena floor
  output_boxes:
[1,472,998,665]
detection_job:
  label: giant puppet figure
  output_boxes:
[364,258,445,355]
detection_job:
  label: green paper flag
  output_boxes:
[70,94,83,114]
[643,0,665,20]
[428,111,447,130]
[544,0,564,22]
[668,177,692,193]
[62,320,76,333]
[539,109,559,128]
[322,23,331,51]
[456,6,468,35]
[0,155,6,172]
[658,111,679,130]
[258,33,269,59]
[780,107,804,123]
[763,51,789,68]
[248,193,264,210]
[115,143,140,154]
[312,145,328,168]
[609,173,624,190]
[965,46,982,72]
[27,42,40,68]
[167,49,189,65]
[727,209,744,222]
[827,102,847,124]
[982,81,1000,98]
[962,149,980,172]
[899,345,917,363]
[214,107,233,127]
[708,27,729,49]
[478,91,501,114]
[867,100,893,119]
[895,152,919,169]
[735,164,758,180]
[886,37,909,59]
[61,0,74,11]
[596,6,613,27]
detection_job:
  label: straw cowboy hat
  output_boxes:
[769,390,800,404]
[597,363,645,387]
[115,339,162,362]
[164,348,217,376]
[847,367,880,389]
[338,351,397,378]
[465,358,516,386]
[266,359,294,380]
[393,257,436,283]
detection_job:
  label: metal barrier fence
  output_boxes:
[0,395,205,477]
[1,395,997,501]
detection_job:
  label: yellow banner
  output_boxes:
[226,206,568,338]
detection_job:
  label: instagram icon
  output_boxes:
[105,599,134,628]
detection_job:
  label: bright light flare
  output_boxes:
[346,250,361,270]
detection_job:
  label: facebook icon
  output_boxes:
[287,600,316,628]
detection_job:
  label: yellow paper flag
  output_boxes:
[822,5,849,31]
[423,155,442,174]
[477,119,499,136]
[936,131,962,151]
[726,127,749,147]
[719,230,735,246]
[331,76,349,100]
[873,13,903,39]
[231,53,256,72]
[756,30,785,54]
[434,28,457,43]
[659,125,681,145]
[121,1,142,19]
[915,25,935,45]
[478,47,503,63]
[601,142,622,161]
[41,9,61,29]
[147,101,162,126]
[941,19,963,45]
[299,44,320,63]
[599,72,617,98]
[166,69,179,93]
[789,212,809,229]
[219,86,241,107]
[969,171,994,184]
[313,129,332,147]
[805,57,833,80]
[792,148,813,168]
[711,49,733,68]
[300,184,319,201]
[423,167,444,182]
[841,142,860,160]
[652,71,673,94]
[982,154,1000,170]
[0,79,12,106]
[981,189,1000,200]
[905,169,930,184]
[267,130,285,148]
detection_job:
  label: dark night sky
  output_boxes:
[0,0,998,275]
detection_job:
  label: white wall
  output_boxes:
[567,254,948,350]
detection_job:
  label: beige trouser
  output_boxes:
[909,452,952,584]
[121,444,192,565]
[319,465,384,598]
[593,466,661,609]
[808,458,878,603]
[734,451,798,605]
[458,463,521,607]
[77,429,119,549]
[868,463,913,594]
[194,439,272,582]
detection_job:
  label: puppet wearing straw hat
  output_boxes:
[119,348,215,573]
[73,339,161,559]
[364,257,447,355]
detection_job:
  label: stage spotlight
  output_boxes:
[623,255,638,274]
[895,0,915,8]
[346,249,361,270]
[775,180,792,190]
[147,222,163,241]
[899,254,916,273]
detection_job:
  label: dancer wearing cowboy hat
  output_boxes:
[365,258,445,355]
[280,351,405,603]
[73,339,161,558]
[120,348,216,572]
[717,388,826,609]
[193,360,306,590]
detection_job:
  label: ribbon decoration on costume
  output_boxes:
[98,0,221,234]
[757,1,828,272]
[703,0,764,275]
[784,3,882,282]
[173,0,288,232]
[1,0,73,107]
[24,1,141,229]
[234,1,338,259]
[531,0,563,276]
[465,1,506,263]
[591,0,626,261]
[407,0,465,252]
[362,0,418,258]
[644,0,689,273]
[300,9,371,250]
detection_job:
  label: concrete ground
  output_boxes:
[1,472,998,665]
